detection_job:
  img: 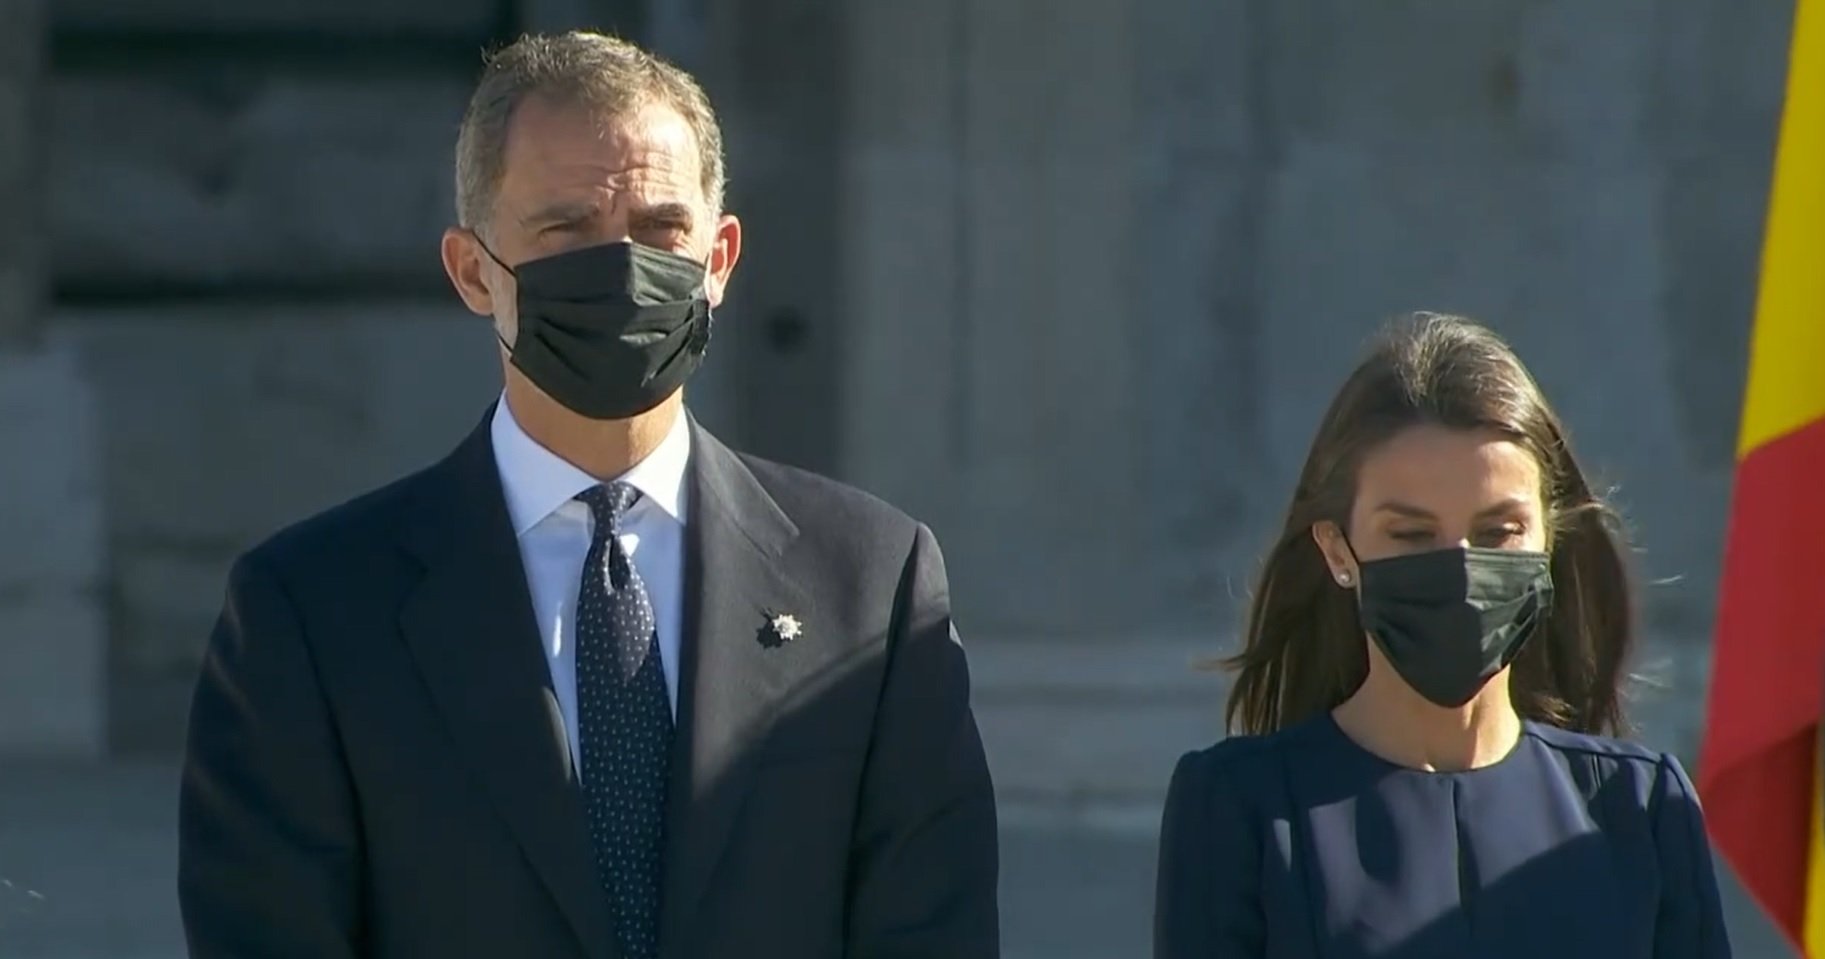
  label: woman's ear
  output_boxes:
[1311,520,1359,588]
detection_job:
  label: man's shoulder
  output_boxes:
[241,460,441,580]
[735,451,923,540]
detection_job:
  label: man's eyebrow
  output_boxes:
[519,201,600,228]
[629,201,696,223]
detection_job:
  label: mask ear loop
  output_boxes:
[688,249,718,355]
[470,232,519,353]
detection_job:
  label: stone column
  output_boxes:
[842,0,1146,637]
[0,0,107,757]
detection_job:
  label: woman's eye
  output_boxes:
[1475,527,1525,546]
[1390,530,1433,544]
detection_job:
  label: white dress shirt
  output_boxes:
[490,397,690,770]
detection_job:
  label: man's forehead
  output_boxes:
[502,96,703,185]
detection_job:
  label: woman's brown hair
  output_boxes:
[1224,312,1635,737]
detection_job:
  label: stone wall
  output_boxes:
[5,0,1797,774]
[40,0,805,753]
[0,0,108,756]
[44,1,518,751]
[844,0,1795,811]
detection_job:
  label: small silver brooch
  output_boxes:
[768,613,803,643]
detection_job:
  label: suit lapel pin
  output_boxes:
[760,611,803,649]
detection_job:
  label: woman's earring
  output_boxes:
[1337,571,1353,586]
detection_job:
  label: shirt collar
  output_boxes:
[489,395,692,536]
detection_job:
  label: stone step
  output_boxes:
[970,635,1229,834]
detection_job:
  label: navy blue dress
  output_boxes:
[1154,714,1731,958]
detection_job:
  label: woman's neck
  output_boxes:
[1332,661,1523,772]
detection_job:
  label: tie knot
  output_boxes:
[576,482,640,530]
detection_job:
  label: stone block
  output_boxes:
[1651,0,1788,436]
[1625,631,1717,764]
[1627,464,1735,646]
[62,301,499,551]
[837,143,965,528]
[683,0,846,475]
[0,0,41,85]
[1649,0,1788,477]
[969,630,1717,820]
[1133,0,1255,163]
[1651,0,1797,157]
[1132,0,1274,619]
[0,350,103,592]
[114,547,235,676]
[1256,147,1740,616]
[870,4,1149,636]
[0,0,40,347]
[48,72,469,291]
[1660,156,1767,470]
[838,0,969,542]
[1510,0,1661,164]
[971,637,1226,813]
[61,301,498,750]
[1261,0,1659,162]
[1258,149,1678,474]
[108,546,234,754]
[0,596,106,757]
[842,0,964,149]
[0,343,105,757]
[0,79,26,204]
[50,0,501,37]
[0,261,34,348]
[957,150,1137,527]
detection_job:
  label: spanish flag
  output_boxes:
[1698,0,1825,954]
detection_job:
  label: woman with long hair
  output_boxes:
[1154,314,1729,958]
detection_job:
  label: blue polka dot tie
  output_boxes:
[574,483,672,959]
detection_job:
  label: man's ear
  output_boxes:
[702,213,742,308]
[442,227,501,317]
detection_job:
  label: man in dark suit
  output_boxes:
[177,30,999,959]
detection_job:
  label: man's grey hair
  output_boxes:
[454,31,727,236]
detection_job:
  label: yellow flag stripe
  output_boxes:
[1739,0,1825,457]
[1808,735,1825,957]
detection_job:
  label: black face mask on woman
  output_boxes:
[480,238,714,420]
[1353,545,1555,708]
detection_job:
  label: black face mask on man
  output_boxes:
[1351,545,1555,708]
[479,238,714,420]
